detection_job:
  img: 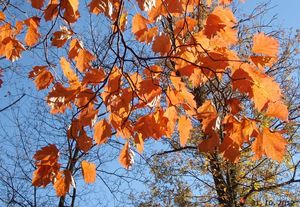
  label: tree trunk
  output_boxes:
[208,153,238,207]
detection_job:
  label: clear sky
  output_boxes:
[241,0,299,29]
[272,0,300,29]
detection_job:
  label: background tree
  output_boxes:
[130,2,300,206]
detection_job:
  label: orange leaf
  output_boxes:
[52,27,73,48]
[178,115,192,147]
[227,98,242,115]
[134,133,144,153]
[32,144,60,187]
[81,161,96,184]
[198,132,219,153]
[220,137,241,163]
[219,0,233,5]
[25,27,40,46]
[252,33,278,57]
[204,7,236,38]
[47,83,80,114]
[44,2,59,21]
[78,103,98,126]
[82,68,106,85]
[0,11,5,21]
[232,64,285,113]
[104,67,121,96]
[222,115,245,146]
[54,170,73,196]
[147,0,166,21]
[139,26,158,43]
[265,100,289,121]
[135,0,145,10]
[119,142,134,169]
[174,17,197,37]
[67,0,79,11]
[76,130,93,152]
[29,66,54,90]
[30,0,44,9]
[232,68,253,95]
[88,0,119,19]
[220,116,257,162]
[74,49,95,72]
[250,56,276,68]
[60,0,80,23]
[94,119,112,144]
[60,57,79,86]
[134,115,157,140]
[163,0,183,15]
[196,100,218,133]
[163,106,178,138]
[252,128,287,162]
[152,34,171,55]
[33,144,60,166]
[67,118,81,139]
[89,0,106,15]
[3,37,25,62]
[32,164,60,187]
[74,88,97,108]
[132,13,157,43]
[132,14,149,34]
[250,69,283,111]
[136,78,162,103]
[68,38,83,59]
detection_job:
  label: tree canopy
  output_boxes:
[0,0,299,206]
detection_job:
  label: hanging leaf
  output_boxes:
[76,130,93,152]
[132,13,158,43]
[134,133,144,153]
[30,0,45,9]
[24,17,41,46]
[74,49,95,72]
[32,144,60,187]
[252,128,287,162]
[44,2,59,21]
[82,68,106,86]
[53,170,73,196]
[119,142,134,169]
[60,57,79,86]
[94,119,112,144]
[152,34,171,55]
[81,161,96,184]
[178,115,192,147]
[52,27,73,48]
[29,66,54,90]
[3,37,25,62]
[252,33,279,57]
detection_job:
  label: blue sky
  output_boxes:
[242,0,300,29]
[272,0,300,29]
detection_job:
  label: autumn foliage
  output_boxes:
[0,0,290,198]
